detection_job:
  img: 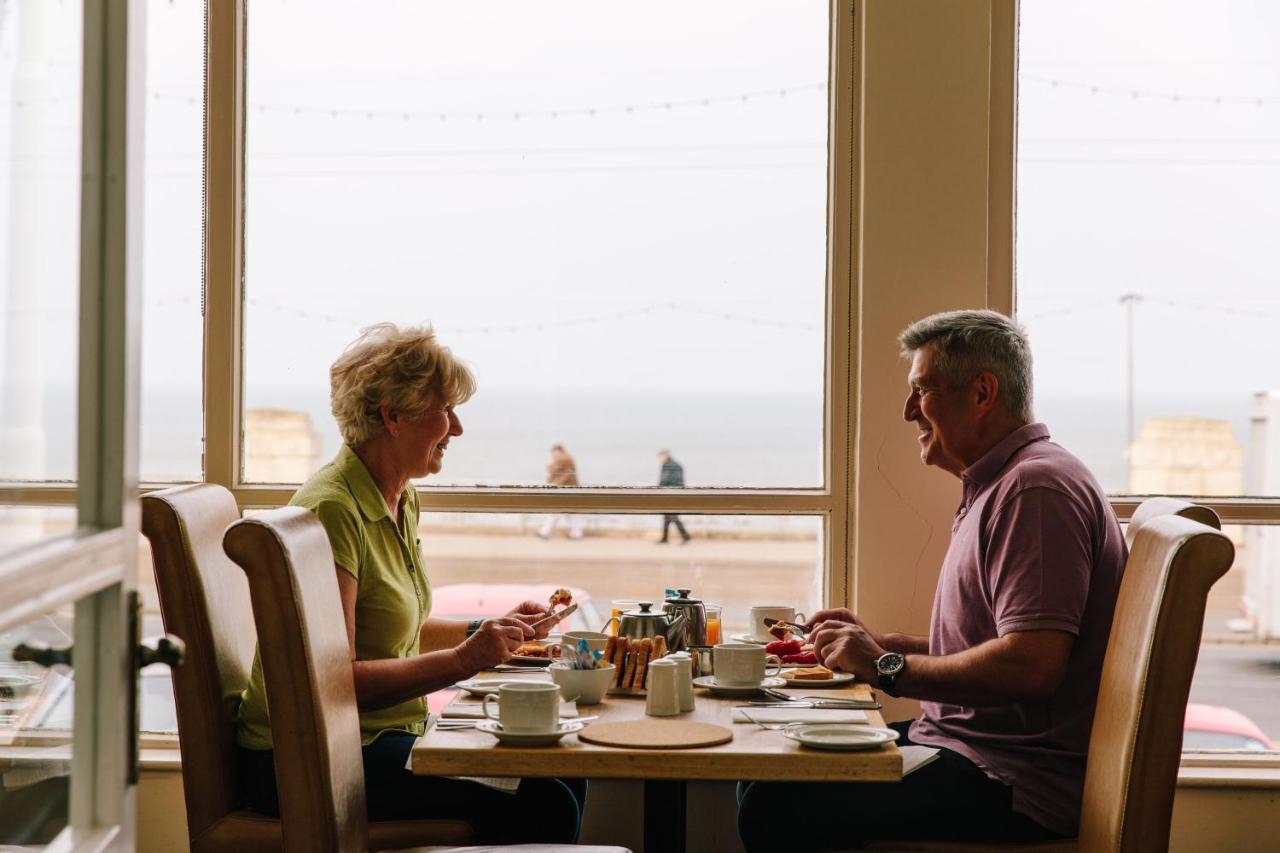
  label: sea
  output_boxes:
[3,385,1270,527]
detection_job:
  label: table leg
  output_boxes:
[643,779,686,853]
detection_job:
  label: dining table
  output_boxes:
[411,673,902,852]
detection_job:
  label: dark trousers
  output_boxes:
[239,733,586,845]
[736,721,1065,852]
[660,514,689,541]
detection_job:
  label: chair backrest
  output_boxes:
[1078,499,1234,852]
[1123,496,1221,547]
[141,484,257,839]
[222,506,367,853]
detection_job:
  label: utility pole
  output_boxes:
[1119,293,1143,450]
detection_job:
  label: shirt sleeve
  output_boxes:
[309,500,364,579]
[984,486,1094,637]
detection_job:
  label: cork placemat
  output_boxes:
[577,719,733,750]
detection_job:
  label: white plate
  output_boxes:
[692,675,787,696]
[507,654,555,667]
[474,719,585,746]
[782,723,899,751]
[730,633,770,645]
[779,670,856,688]
[454,676,550,697]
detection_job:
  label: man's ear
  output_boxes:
[379,404,400,437]
[973,371,1000,415]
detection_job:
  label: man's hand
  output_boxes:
[805,608,884,647]
[810,620,887,681]
[456,617,533,673]
[506,600,555,639]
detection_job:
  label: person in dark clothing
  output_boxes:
[656,450,691,544]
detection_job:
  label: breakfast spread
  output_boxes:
[604,634,670,691]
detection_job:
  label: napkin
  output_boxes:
[411,717,521,794]
[441,697,579,719]
[732,707,869,724]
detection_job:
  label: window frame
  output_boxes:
[4,0,1276,771]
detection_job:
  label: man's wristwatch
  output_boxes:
[875,652,906,697]
[465,618,484,638]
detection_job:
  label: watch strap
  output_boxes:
[465,618,484,638]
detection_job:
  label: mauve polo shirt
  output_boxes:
[908,422,1127,837]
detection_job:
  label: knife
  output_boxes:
[529,602,578,631]
[741,700,881,710]
[762,616,810,635]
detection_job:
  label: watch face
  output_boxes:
[878,653,905,676]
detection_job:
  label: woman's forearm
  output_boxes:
[351,648,471,710]
[420,617,468,652]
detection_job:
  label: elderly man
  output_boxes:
[737,310,1126,850]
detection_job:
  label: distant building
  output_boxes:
[243,408,323,484]
[1127,417,1244,497]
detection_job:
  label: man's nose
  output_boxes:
[902,393,918,422]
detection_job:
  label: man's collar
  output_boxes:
[337,444,392,523]
[961,422,1050,490]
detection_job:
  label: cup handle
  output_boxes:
[764,654,783,678]
[482,693,501,722]
[794,612,807,626]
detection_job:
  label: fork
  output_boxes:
[736,709,797,731]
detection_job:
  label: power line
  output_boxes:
[1020,157,1280,166]
[145,161,826,180]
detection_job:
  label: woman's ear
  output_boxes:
[379,404,399,437]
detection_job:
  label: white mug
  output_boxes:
[749,605,806,640]
[482,682,560,733]
[713,643,783,687]
[645,658,680,717]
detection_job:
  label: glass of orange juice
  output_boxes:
[704,603,723,646]
[608,599,639,636]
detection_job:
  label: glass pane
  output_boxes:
[243,0,829,487]
[0,1,83,486]
[0,506,76,555]
[1016,0,1280,498]
[420,511,822,643]
[140,0,203,482]
[0,605,75,847]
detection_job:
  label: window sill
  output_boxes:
[1178,752,1280,788]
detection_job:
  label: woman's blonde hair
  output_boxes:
[330,323,476,446]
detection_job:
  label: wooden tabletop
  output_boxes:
[410,677,902,782]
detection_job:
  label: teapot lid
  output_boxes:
[625,601,659,616]
[664,587,701,604]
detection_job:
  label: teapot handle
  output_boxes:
[600,615,619,634]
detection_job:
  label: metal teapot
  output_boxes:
[662,588,707,650]
[610,601,688,650]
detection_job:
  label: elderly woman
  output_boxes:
[235,323,585,844]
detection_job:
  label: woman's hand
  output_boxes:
[456,617,533,673]
[507,600,555,639]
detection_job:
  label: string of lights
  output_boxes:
[1022,74,1280,107]
[148,81,827,123]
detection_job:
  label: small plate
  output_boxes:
[692,675,786,696]
[730,633,770,645]
[455,676,550,697]
[779,670,856,688]
[474,719,585,746]
[782,723,899,751]
[507,654,555,667]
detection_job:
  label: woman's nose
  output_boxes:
[449,411,464,436]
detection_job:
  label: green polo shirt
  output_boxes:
[235,444,433,749]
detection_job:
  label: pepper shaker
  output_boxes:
[645,659,680,717]
[669,651,695,712]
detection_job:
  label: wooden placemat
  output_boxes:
[578,719,733,750]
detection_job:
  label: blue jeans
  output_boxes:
[239,732,586,844]
[737,720,1064,852]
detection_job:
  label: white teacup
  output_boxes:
[549,662,615,705]
[713,643,783,687]
[482,682,560,733]
[562,631,610,655]
[749,605,806,641]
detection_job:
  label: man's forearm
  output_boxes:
[893,632,1072,706]
[880,632,929,655]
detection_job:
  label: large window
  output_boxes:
[1018,0,1280,754]
[241,0,829,490]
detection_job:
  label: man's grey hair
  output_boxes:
[898,309,1034,423]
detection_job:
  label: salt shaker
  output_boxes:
[668,651,695,712]
[645,659,680,717]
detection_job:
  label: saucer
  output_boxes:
[782,723,899,751]
[692,675,786,696]
[730,633,770,645]
[474,719,585,746]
